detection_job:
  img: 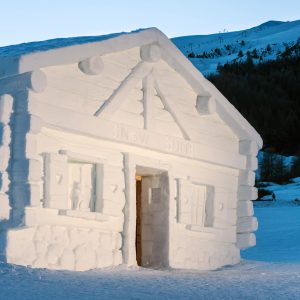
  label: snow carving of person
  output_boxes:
[71,181,92,211]
[272,192,276,201]
[71,181,82,210]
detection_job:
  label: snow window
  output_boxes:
[43,153,101,212]
[68,162,96,212]
[178,180,214,227]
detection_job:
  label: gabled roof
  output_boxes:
[0,28,262,148]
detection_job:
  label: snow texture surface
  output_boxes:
[0,29,147,57]
[1,205,300,299]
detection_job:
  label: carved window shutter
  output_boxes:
[178,179,208,226]
[44,153,68,209]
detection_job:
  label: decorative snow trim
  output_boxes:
[177,178,214,228]
[140,43,162,63]
[0,28,262,147]
[0,94,13,220]
[239,140,259,155]
[196,95,216,115]
[94,61,152,117]
[29,70,47,93]
[236,232,256,249]
[78,56,104,75]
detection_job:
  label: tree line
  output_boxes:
[208,39,300,156]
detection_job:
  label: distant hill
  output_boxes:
[174,20,300,155]
[172,20,300,75]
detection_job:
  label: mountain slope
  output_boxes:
[208,47,300,154]
[172,20,300,75]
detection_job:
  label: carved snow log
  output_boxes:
[0,70,47,94]
[0,145,10,171]
[154,78,191,140]
[143,74,154,129]
[156,109,175,122]
[238,186,258,201]
[246,155,258,171]
[154,119,183,138]
[121,99,143,114]
[11,159,42,182]
[122,153,137,265]
[58,209,110,222]
[128,88,143,101]
[196,95,216,115]
[94,61,152,117]
[0,172,9,193]
[239,140,259,155]
[140,43,162,62]
[112,110,144,128]
[236,233,256,249]
[238,169,255,186]
[78,56,104,75]
[186,225,236,243]
[23,207,123,231]
[10,182,40,208]
[27,97,247,169]
[29,70,47,93]
[12,133,38,159]
[0,124,11,146]
[13,114,43,134]
[213,210,237,227]
[102,189,125,204]
[101,200,125,216]
[0,94,13,124]
[213,213,238,228]
[237,200,254,217]
[237,216,258,233]
[0,193,10,220]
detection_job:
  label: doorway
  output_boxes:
[135,167,169,268]
[135,175,142,266]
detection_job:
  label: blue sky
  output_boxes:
[0,0,299,46]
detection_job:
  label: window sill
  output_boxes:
[24,207,123,232]
[58,209,110,222]
[185,224,236,243]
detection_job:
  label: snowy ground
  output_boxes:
[1,190,300,299]
[1,259,300,300]
[259,177,300,204]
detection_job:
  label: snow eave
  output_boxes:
[0,28,263,148]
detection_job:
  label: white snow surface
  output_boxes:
[0,29,147,57]
[259,177,300,204]
[172,20,300,75]
[1,204,300,299]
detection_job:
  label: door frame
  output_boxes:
[122,153,172,267]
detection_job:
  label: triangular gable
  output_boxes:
[93,62,190,140]
[0,28,262,148]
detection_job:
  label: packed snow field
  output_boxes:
[0,259,300,300]
[1,198,300,299]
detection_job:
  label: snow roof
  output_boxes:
[0,30,148,57]
[0,28,262,148]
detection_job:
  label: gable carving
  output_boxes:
[93,49,196,140]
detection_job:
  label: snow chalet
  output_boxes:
[0,28,262,271]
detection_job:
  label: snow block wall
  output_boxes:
[0,28,262,271]
[7,225,122,270]
[0,95,13,220]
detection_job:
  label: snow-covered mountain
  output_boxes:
[172,20,300,75]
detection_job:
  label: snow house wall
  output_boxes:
[0,32,260,271]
